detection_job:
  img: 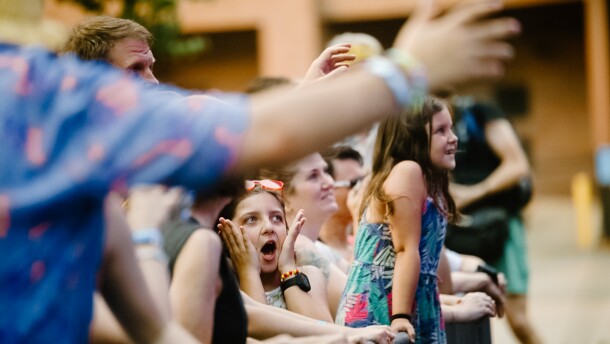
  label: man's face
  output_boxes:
[331,158,366,220]
[107,37,158,84]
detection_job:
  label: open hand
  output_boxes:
[302,43,356,84]
[218,217,261,275]
[278,209,306,272]
[393,0,520,90]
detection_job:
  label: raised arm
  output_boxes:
[97,193,198,344]
[278,211,333,322]
[237,0,519,171]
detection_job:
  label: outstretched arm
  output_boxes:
[242,292,394,343]
[236,1,519,172]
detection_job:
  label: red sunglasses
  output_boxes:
[245,179,284,191]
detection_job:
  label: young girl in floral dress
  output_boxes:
[335,97,459,344]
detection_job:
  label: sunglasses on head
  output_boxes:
[245,179,284,191]
[333,176,364,189]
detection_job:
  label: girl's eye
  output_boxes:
[272,215,284,223]
[243,216,257,224]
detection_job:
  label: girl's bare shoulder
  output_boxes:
[385,161,425,193]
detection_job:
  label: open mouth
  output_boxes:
[260,240,277,260]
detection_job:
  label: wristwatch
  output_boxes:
[280,271,311,293]
[477,263,499,285]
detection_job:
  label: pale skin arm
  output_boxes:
[450,119,530,209]
[97,193,198,344]
[170,229,222,343]
[277,212,334,322]
[242,292,394,344]
[384,161,427,341]
[283,265,333,322]
[235,1,520,172]
[450,271,506,317]
[125,185,183,317]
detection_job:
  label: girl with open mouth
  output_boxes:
[217,180,333,322]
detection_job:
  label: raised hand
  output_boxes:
[278,209,306,273]
[302,43,356,84]
[393,0,521,90]
[218,217,261,275]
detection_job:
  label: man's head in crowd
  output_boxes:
[323,145,366,222]
[63,16,158,84]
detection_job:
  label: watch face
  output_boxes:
[298,272,311,292]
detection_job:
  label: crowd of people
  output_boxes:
[0,0,542,343]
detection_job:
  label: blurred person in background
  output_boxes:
[449,98,541,344]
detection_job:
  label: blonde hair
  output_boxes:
[63,16,152,61]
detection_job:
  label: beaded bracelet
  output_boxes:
[280,269,299,282]
[385,48,428,112]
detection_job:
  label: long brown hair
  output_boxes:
[359,96,457,223]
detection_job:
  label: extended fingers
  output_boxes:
[323,43,352,55]
[218,218,245,251]
[445,0,504,26]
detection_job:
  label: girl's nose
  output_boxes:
[260,218,275,235]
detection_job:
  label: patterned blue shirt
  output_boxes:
[0,43,249,343]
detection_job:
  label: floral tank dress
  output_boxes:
[335,197,447,344]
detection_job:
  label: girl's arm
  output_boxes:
[170,229,222,343]
[282,265,333,322]
[278,211,334,322]
[218,218,267,304]
[384,161,427,339]
[242,292,393,343]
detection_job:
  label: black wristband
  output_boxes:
[391,313,412,322]
[476,263,499,285]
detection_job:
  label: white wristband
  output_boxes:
[132,228,164,247]
[364,56,413,109]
